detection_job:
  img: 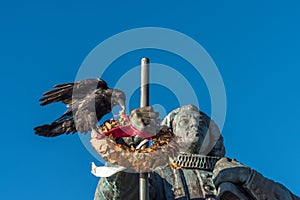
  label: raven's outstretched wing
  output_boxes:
[39,78,108,106]
[34,78,126,137]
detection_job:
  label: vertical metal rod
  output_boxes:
[139,57,149,200]
[140,57,149,107]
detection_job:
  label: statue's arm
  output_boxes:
[94,171,167,200]
[94,173,127,200]
[243,169,299,200]
[213,158,300,200]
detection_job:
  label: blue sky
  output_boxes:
[0,0,299,199]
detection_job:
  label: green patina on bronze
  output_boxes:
[93,105,299,200]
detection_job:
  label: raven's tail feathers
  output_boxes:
[34,119,76,137]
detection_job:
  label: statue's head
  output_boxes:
[162,105,225,157]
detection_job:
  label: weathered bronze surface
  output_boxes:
[93,105,299,200]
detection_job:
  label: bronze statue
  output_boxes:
[93,105,299,200]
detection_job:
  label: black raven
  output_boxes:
[34,78,126,137]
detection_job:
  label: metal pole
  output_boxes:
[140,58,149,107]
[139,57,149,200]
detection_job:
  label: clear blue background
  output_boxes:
[0,0,299,199]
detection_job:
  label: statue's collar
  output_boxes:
[171,153,221,171]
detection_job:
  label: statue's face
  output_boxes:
[173,110,201,153]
